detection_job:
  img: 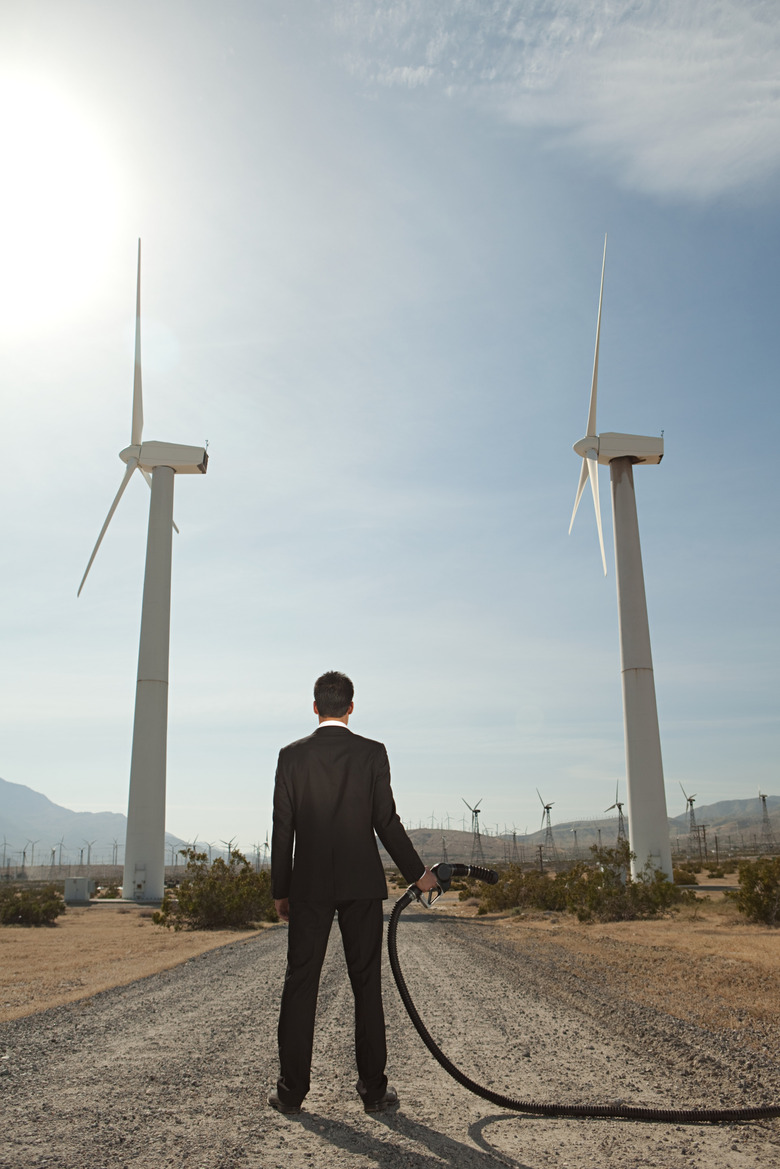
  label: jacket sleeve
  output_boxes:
[271,750,295,899]
[371,746,425,884]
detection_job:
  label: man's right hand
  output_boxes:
[274,897,290,922]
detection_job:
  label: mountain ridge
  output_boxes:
[0,776,186,865]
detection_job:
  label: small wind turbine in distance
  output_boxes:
[536,789,556,858]
[604,781,627,845]
[462,798,485,863]
[78,240,208,903]
[568,235,673,880]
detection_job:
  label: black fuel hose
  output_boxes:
[388,863,780,1124]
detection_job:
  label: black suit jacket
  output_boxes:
[271,726,424,901]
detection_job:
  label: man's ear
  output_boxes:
[313,701,319,715]
[347,702,354,715]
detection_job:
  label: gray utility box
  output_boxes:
[64,877,96,905]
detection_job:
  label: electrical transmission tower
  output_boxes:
[759,790,776,850]
[462,798,485,864]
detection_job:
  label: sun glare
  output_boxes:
[0,74,120,337]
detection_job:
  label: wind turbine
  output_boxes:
[569,236,672,880]
[604,782,627,845]
[680,783,701,863]
[78,240,208,902]
[536,790,557,859]
[461,798,485,864]
[680,783,697,836]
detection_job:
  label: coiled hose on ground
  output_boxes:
[387,862,780,1124]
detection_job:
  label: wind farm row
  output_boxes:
[4,790,776,882]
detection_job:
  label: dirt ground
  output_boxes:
[0,902,267,1022]
[2,885,778,1032]
[2,888,780,1169]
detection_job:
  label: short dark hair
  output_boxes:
[313,671,354,717]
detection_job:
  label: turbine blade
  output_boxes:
[586,234,607,437]
[140,468,179,533]
[568,459,589,533]
[587,451,607,575]
[77,460,138,595]
[131,239,143,447]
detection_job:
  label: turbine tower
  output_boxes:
[569,236,672,880]
[78,240,208,902]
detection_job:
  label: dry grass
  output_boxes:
[0,902,267,1022]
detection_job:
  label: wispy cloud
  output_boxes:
[333,0,780,199]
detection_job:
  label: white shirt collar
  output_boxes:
[318,720,351,730]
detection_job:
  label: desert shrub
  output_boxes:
[567,845,693,922]
[97,884,121,899]
[0,884,65,926]
[154,848,277,931]
[726,857,780,926]
[478,865,569,913]
[673,867,698,885]
[477,843,692,923]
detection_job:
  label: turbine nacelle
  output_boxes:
[572,432,663,466]
[119,442,209,475]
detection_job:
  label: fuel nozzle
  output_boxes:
[400,860,498,910]
[430,862,453,892]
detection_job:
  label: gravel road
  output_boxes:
[2,907,779,1169]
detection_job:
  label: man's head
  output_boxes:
[313,671,354,719]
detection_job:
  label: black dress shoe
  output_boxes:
[363,1086,399,1113]
[268,1092,302,1115]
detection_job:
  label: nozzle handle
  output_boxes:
[431,862,499,890]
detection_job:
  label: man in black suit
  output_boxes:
[269,670,437,1115]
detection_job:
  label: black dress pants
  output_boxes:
[276,897,388,1106]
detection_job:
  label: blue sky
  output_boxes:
[1,0,777,856]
